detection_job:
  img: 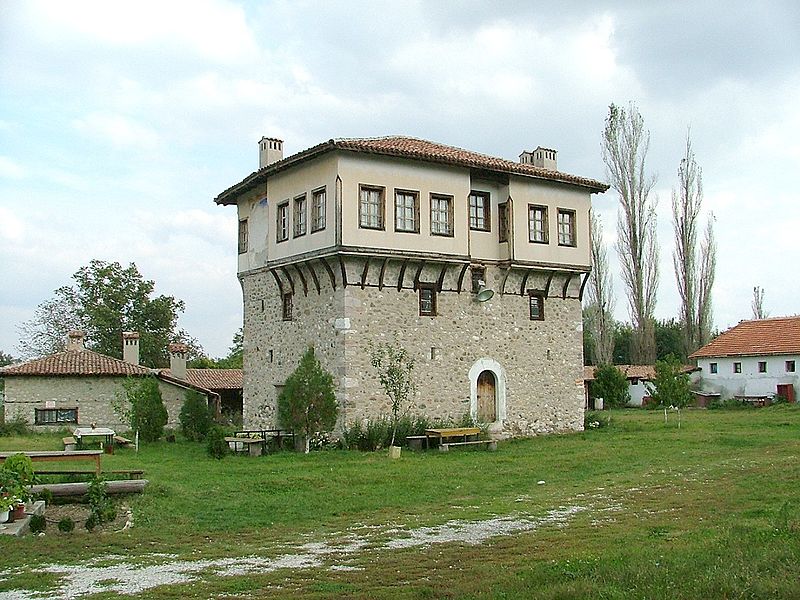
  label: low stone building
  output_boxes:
[0,332,224,430]
[216,135,608,436]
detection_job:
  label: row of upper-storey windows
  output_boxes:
[359,185,577,247]
[276,187,327,243]
[709,359,796,374]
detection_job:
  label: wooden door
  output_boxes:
[477,370,497,422]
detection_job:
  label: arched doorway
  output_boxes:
[476,370,497,422]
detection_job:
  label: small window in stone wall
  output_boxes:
[528,292,545,321]
[471,266,486,294]
[419,284,437,316]
[35,408,78,425]
[282,293,293,321]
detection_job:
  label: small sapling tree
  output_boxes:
[115,376,168,442]
[179,390,213,441]
[277,347,338,453]
[590,364,630,409]
[647,356,694,428]
[370,342,416,448]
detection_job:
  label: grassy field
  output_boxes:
[1,406,799,599]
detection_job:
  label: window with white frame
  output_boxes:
[293,194,306,237]
[469,191,490,231]
[528,205,548,243]
[430,194,453,236]
[557,209,576,246]
[311,187,326,232]
[277,202,289,242]
[359,185,384,229]
[395,190,419,233]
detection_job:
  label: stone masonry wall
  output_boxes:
[241,259,585,436]
[4,376,184,431]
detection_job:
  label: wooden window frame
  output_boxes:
[528,204,549,244]
[359,185,385,230]
[282,293,293,321]
[528,291,545,321]
[498,201,509,243]
[311,187,326,233]
[293,194,307,238]
[418,283,437,317]
[733,362,742,373]
[276,201,290,243]
[237,218,249,254]
[394,189,420,233]
[469,191,491,232]
[34,407,78,425]
[557,208,576,247]
[430,193,454,237]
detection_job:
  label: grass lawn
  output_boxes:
[1,406,799,599]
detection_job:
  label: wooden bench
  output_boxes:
[34,469,145,480]
[0,450,102,475]
[114,435,133,446]
[225,436,265,457]
[62,437,77,451]
[425,427,481,448]
[439,439,497,452]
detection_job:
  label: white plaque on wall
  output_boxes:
[45,400,55,409]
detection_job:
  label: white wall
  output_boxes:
[696,354,799,399]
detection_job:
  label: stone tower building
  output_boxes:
[215,136,608,436]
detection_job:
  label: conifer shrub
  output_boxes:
[180,390,213,441]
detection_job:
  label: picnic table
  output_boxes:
[225,436,265,457]
[0,450,103,474]
[74,427,116,450]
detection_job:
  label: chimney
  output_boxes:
[258,137,284,168]
[66,330,85,351]
[519,146,557,171]
[122,331,140,365]
[168,343,189,380]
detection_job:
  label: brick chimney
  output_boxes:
[66,330,85,351]
[122,331,140,365]
[258,137,284,168]
[519,146,557,170]
[168,343,189,380]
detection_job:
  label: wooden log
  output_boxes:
[30,479,148,497]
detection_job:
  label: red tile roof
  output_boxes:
[160,368,242,390]
[0,349,153,377]
[215,136,609,205]
[689,316,800,359]
[584,364,698,381]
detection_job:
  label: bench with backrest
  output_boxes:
[423,427,497,452]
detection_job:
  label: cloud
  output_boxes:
[72,112,161,149]
[0,156,26,179]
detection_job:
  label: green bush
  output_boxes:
[584,410,610,429]
[118,376,168,442]
[206,426,229,459]
[0,417,30,437]
[590,364,630,408]
[57,517,74,533]
[340,414,446,451]
[87,477,116,526]
[29,514,46,534]
[179,390,213,441]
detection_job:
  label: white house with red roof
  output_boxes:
[689,316,800,403]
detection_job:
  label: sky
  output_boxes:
[1,0,799,359]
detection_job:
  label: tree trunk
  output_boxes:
[30,480,148,497]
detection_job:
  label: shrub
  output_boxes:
[0,417,30,437]
[85,514,98,531]
[206,426,229,459]
[370,342,416,447]
[590,364,630,408]
[584,410,610,429]
[57,517,75,533]
[29,514,46,533]
[87,477,116,526]
[646,356,693,409]
[278,348,338,453]
[35,488,54,506]
[116,376,168,442]
[340,414,445,451]
[179,390,213,441]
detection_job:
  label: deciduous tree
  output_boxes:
[370,342,416,447]
[585,211,615,365]
[752,286,768,320]
[602,102,659,363]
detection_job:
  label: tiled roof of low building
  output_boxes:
[215,136,609,204]
[583,364,698,381]
[689,316,800,359]
[0,349,153,377]
[160,368,243,390]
